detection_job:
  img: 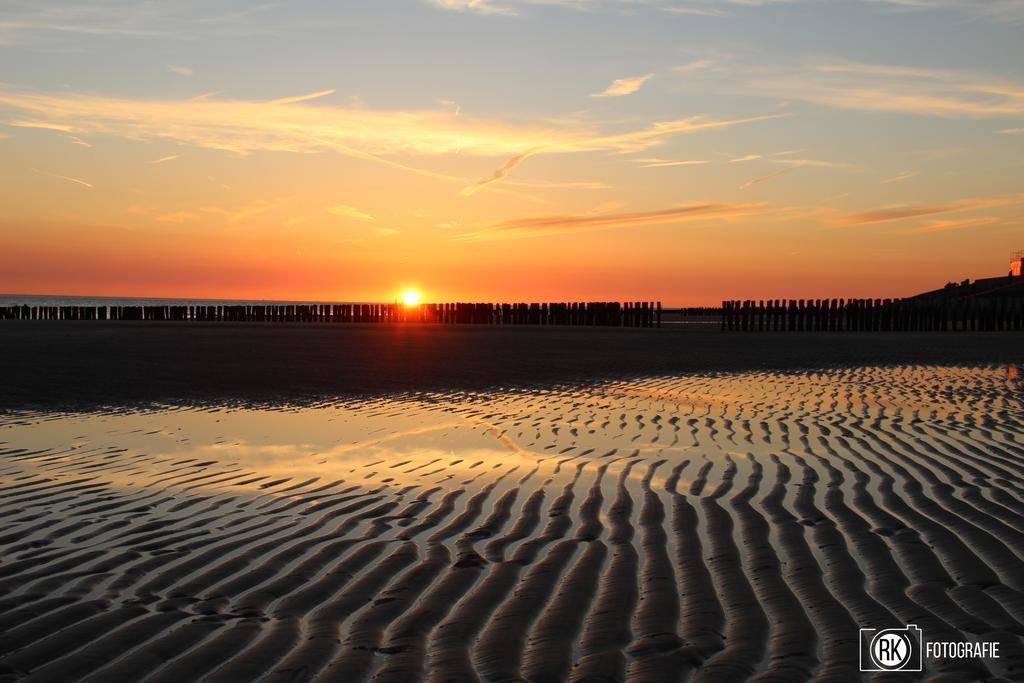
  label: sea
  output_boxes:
[0,294,370,308]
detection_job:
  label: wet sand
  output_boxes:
[1,366,1023,681]
[2,322,1024,409]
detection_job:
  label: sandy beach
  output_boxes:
[5,0,1022,676]
[2,361,1023,681]
[2,322,1024,409]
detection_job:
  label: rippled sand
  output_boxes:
[1,366,1022,681]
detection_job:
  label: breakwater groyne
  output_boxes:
[720,298,1024,331]
[0,301,663,327]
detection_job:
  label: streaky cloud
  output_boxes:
[32,167,92,188]
[453,201,768,241]
[462,113,789,194]
[882,171,916,183]
[0,86,591,201]
[327,204,376,222]
[202,199,292,223]
[773,158,853,168]
[7,119,74,132]
[0,87,787,199]
[155,211,199,223]
[831,192,1024,226]
[865,0,1024,22]
[740,168,792,189]
[633,158,710,167]
[909,216,1002,233]
[461,148,543,196]
[427,0,1024,21]
[62,135,92,147]
[739,60,1024,118]
[267,89,337,106]
[591,73,654,98]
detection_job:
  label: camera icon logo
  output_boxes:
[859,625,923,671]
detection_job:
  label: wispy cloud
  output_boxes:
[866,0,1024,22]
[62,134,92,147]
[636,153,845,171]
[425,0,518,16]
[155,211,199,223]
[7,119,74,132]
[454,201,768,241]
[661,5,730,16]
[0,19,164,40]
[740,168,792,189]
[32,168,92,188]
[0,2,281,44]
[1000,127,1024,135]
[632,158,710,167]
[202,199,291,223]
[461,148,543,196]
[675,59,716,73]
[773,158,853,168]
[426,0,1024,21]
[148,154,180,164]
[462,113,788,194]
[327,204,376,222]
[267,89,336,106]
[737,61,1024,118]
[0,86,647,197]
[882,171,916,183]
[0,87,558,157]
[0,85,788,197]
[167,64,193,77]
[908,216,1002,233]
[592,73,654,98]
[681,0,1024,22]
[831,192,1024,226]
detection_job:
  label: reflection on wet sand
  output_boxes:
[1,365,1022,681]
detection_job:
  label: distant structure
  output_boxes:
[919,251,1024,301]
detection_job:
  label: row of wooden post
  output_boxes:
[720,298,1024,332]
[0,302,662,327]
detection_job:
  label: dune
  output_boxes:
[1,365,1023,681]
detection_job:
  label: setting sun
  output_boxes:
[401,289,421,306]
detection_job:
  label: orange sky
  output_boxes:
[1,1,1022,305]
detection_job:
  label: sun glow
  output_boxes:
[401,289,421,306]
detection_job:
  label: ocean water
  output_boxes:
[0,294,369,308]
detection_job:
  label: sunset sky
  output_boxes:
[1,0,1022,305]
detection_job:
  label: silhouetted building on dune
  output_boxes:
[909,251,1024,302]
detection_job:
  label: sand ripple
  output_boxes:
[1,365,1023,681]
